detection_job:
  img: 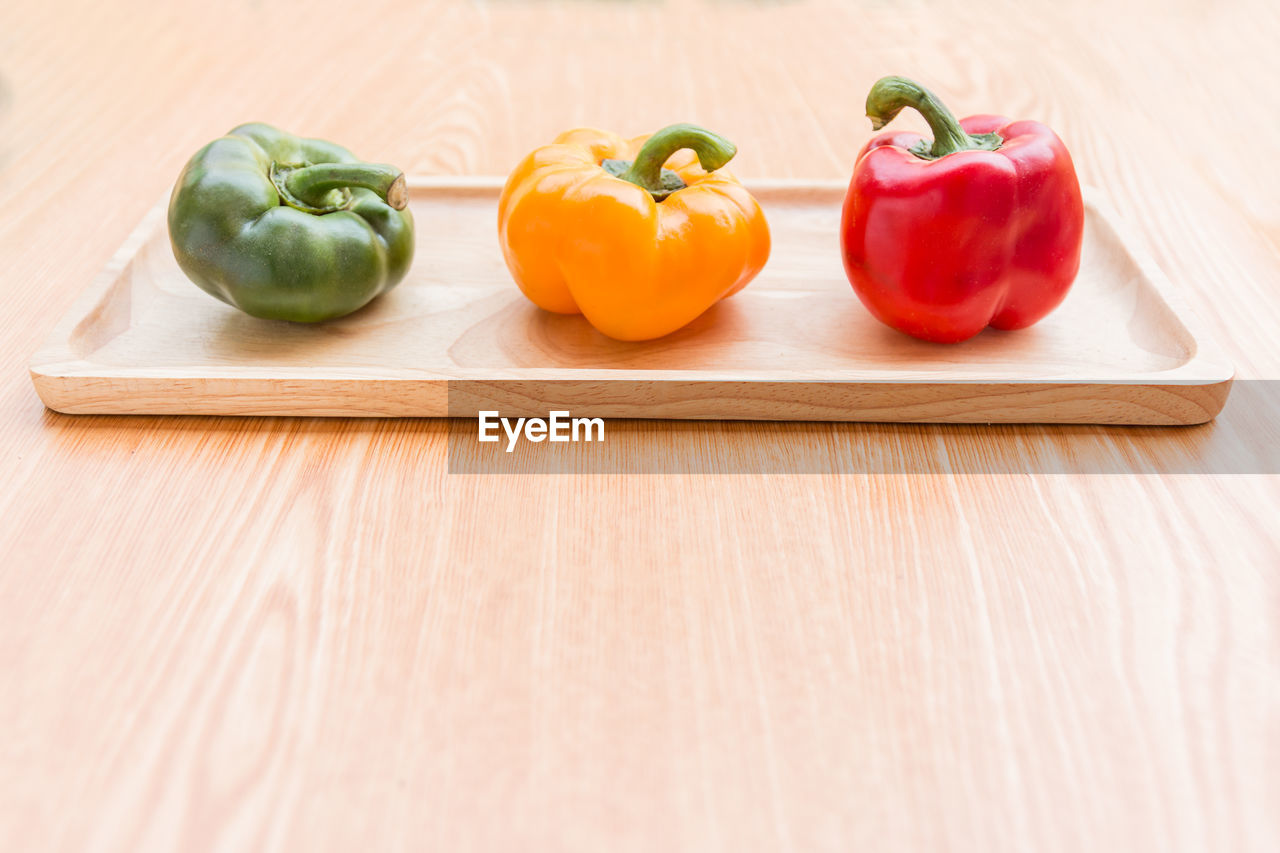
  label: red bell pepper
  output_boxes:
[840,76,1084,343]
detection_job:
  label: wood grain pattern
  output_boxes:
[29,182,1233,423]
[1,0,1278,851]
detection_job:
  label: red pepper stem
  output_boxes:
[865,76,1000,161]
[283,163,408,210]
[619,124,737,200]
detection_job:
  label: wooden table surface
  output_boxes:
[2,0,1277,850]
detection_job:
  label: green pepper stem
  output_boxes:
[284,162,408,210]
[865,76,1000,160]
[618,124,736,200]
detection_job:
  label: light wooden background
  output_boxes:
[2,0,1278,850]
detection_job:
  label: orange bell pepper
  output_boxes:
[498,124,771,341]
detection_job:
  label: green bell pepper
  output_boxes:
[167,123,415,323]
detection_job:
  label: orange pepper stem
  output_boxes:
[865,76,1002,161]
[615,123,737,201]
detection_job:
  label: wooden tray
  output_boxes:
[30,178,1233,423]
